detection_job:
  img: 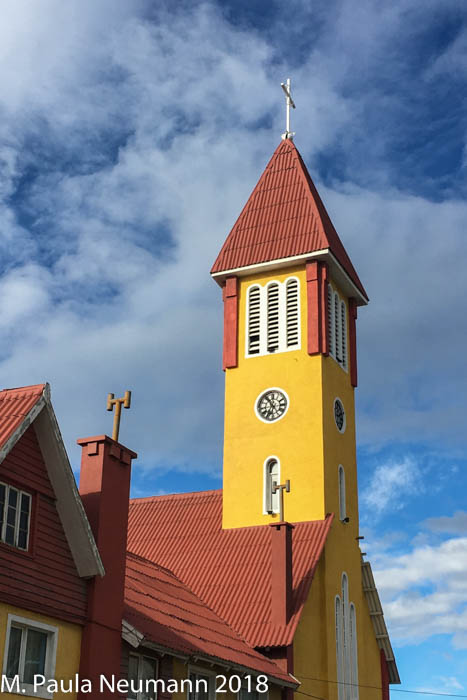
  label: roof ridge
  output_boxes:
[130,488,222,504]
[0,383,46,395]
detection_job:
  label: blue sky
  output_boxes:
[1,0,467,694]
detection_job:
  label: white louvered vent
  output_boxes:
[286,279,299,347]
[328,284,335,357]
[328,284,348,371]
[334,292,340,362]
[340,301,347,369]
[267,283,280,352]
[247,286,261,355]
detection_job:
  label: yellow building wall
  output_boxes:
[222,266,357,530]
[221,262,385,695]
[0,603,82,699]
[223,265,324,529]
[294,523,383,700]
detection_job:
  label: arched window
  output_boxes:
[338,466,346,521]
[328,283,335,357]
[286,278,299,348]
[340,301,347,370]
[335,596,344,700]
[334,292,340,362]
[350,603,359,700]
[336,574,358,700]
[247,286,261,355]
[341,573,351,700]
[246,278,301,357]
[327,284,348,372]
[264,458,280,514]
[267,283,280,352]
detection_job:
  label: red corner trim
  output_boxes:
[349,298,358,387]
[223,276,238,370]
[307,261,328,355]
[380,649,390,700]
[320,263,329,356]
[306,261,320,355]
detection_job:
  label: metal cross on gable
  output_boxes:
[272,479,291,522]
[107,390,131,442]
[281,78,296,140]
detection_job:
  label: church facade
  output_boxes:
[128,137,399,699]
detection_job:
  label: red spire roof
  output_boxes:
[211,140,367,300]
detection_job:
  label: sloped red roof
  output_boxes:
[0,384,46,450]
[127,490,333,648]
[211,140,367,299]
[124,552,295,685]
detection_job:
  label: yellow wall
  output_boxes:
[222,262,385,696]
[0,603,82,700]
[222,265,357,530]
[294,523,383,700]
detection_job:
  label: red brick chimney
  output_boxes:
[269,521,294,626]
[77,435,137,698]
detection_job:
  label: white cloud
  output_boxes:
[361,457,421,516]
[373,536,467,648]
[0,0,465,478]
[424,511,467,536]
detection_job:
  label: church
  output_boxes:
[0,90,399,700]
[127,121,400,695]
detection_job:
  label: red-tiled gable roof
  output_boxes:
[211,140,367,299]
[127,490,333,648]
[124,553,295,686]
[0,384,46,451]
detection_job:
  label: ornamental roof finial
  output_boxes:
[280,78,296,140]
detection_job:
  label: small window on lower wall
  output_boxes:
[2,615,58,699]
[127,654,158,700]
[0,482,32,551]
[187,671,214,700]
[338,466,347,522]
[238,682,269,700]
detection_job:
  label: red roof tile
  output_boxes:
[124,553,295,685]
[0,384,46,451]
[211,140,367,299]
[127,490,333,648]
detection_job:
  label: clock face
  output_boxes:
[334,398,346,432]
[256,389,288,422]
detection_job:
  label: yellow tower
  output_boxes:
[211,139,368,532]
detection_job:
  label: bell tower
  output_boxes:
[211,139,368,533]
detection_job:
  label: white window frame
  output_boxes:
[127,652,158,700]
[327,284,348,372]
[341,573,351,700]
[246,285,261,355]
[338,466,346,522]
[186,666,217,700]
[263,456,281,515]
[2,614,58,699]
[335,595,344,700]
[0,482,32,551]
[245,277,301,358]
[335,574,358,700]
[237,679,269,700]
[349,603,359,700]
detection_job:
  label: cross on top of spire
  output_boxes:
[280,78,296,140]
